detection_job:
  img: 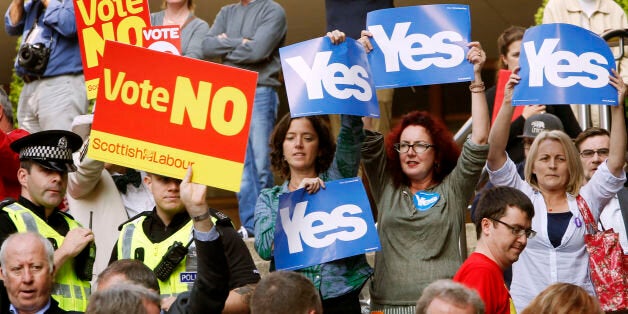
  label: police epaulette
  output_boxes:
[117,211,152,231]
[208,208,232,227]
[0,198,16,210]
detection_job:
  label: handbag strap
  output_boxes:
[576,195,598,234]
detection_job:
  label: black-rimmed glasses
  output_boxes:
[393,142,434,154]
[579,148,609,159]
[489,218,536,239]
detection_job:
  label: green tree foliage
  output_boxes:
[9,38,21,127]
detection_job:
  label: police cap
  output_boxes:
[10,130,82,172]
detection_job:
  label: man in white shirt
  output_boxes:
[575,127,628,253]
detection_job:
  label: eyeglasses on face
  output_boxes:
[579,148,609,159]
[393,142,434,154]
[489,218,536,239]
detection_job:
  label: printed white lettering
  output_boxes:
[142,28,180,41]
[525,38,609,88]
[279,201,369,254]
[284,51,372,101]
[368,23,465,72]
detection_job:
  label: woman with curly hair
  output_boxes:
[253,30,372,314]
[253,111,372,314]
[360,40,491,313]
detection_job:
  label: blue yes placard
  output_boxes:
[280,37,379,118]
[274,177,381,271]
[366,4,473,88]
[513,23,618,106]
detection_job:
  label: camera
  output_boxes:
[18,43,50,75]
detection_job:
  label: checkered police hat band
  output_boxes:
[20,145,73,161]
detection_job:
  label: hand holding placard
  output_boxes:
[513,23,618,106]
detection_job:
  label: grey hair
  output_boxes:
[416,279,485,314]
[86,283,161,314]
[0,87,13,124]
[0,232,55,275]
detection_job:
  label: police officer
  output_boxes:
[110,171,260,313]
[0,130,94,312]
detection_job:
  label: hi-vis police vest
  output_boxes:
[2,202,91,312]
[117,214,217,297]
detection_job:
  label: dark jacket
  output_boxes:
[2,298,79,314]
[167,236,230,314]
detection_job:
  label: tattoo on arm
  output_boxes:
[235,284,256,305]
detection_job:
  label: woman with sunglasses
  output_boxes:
[486,68,627,311]
[360,40,490,313]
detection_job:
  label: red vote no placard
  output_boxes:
[88,41,258,191]
[73,0,151,99]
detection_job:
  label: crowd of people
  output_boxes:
[1,0,628,313]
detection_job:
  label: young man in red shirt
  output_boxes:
[454,186,535,313]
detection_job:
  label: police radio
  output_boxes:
[153,239,193,281]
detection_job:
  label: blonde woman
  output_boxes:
[486,68,627,311]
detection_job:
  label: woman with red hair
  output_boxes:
[360,40,490,313]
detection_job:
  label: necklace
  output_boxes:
[288,180,299,191]
[546,197,567,213]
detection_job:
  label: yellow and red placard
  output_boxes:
[73,0,151,99]
[143,25,182,55]
[88,41,258,191]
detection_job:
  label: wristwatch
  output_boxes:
[192,210,211,222]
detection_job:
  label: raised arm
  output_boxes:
[487,68,520,171]
[178,166,229,314]
[67,148,105,199]
[6,0,24,28]
[42,0,78,38]
[467,41,489,145]
[607,69,627,177]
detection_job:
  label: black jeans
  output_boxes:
[321,288,362,314]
